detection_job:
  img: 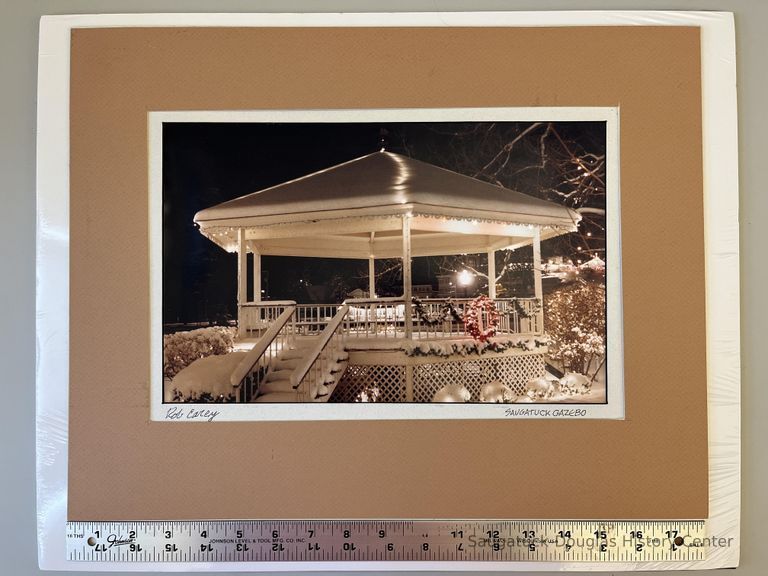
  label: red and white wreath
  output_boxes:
[463,295,500,343]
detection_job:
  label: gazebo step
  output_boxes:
[259,378,294,394]
[309,362,348,403]
[274,358,302,370]
[249,335,347,402]
[331,361,348,375]
[256,360,349,400]
[279,349,307,360]
[265,369,294,382]
[252,391,298,403]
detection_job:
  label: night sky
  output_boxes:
[162,121,605,325]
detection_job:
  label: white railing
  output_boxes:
[237,296,541,350]
[500,297,542,335]
[412,298,466,339]
[341,296,543,339]
[295,304,339,335]
[230,306,296,402]
[344,297,406,339]
[238,300,296,337]
[291,305,350,402]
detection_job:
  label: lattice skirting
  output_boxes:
[412,354,545,402]
[330,365,406,403]
[330,353,545,403]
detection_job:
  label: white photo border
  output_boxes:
[36,11,739,571]
[149,107,623,422]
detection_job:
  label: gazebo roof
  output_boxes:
[196,151,578,227]
[195,151,580,258]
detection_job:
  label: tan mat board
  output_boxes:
[68,26,706,520]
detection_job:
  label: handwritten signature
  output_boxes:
[165,406,220,422]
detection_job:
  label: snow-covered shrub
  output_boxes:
[171,389,237,403]
[525,376,556,399]
[432,383,471,402]
[163,326,236,379]
[544,279,605,380]
[559,372,592,395]
[479,380,516,403]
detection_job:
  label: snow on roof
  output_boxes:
[194,151,580,229]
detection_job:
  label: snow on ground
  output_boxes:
[518,363,606,404]
[166,351,248,401]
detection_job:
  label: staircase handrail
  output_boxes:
[230,305,296,388]
[291,304,349,391]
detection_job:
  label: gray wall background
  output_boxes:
[1,1,763,574]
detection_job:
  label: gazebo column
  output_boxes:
[402,214,413,338]
[368,232,376,298]
[487,249,497,300]
[252,244,262,302]
[532,228,544,333]
[368,257,376,298]
[402,215,414,401]
[237,228,247,337]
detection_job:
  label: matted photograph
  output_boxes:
[150,108,622,420]
[34,12,741,572]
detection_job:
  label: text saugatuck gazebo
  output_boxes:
[186,151,581,403]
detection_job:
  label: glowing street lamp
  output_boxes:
[458,269,474,287]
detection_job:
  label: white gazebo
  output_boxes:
[190,151,580,403]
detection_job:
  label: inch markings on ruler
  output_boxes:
[66,520,708,563]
